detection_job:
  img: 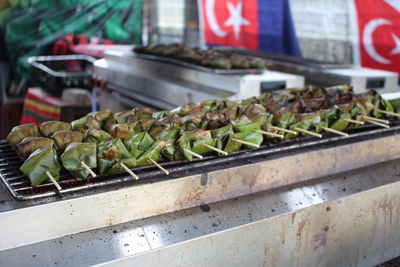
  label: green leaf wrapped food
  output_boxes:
[20,148,61,187]
[7,124,39,146]
[389,98,400,113]
[111,123,136,140]
[39,121,71,137]
[88,109,113,122]
[294,113,325,134]
[61,142,97,179]
[83,128,112,144]
[97,139,136,175]
[126,108,153,123]
[211,125,234,152]
[153,128,182,161]
[136,140,167,166]
[232,116,261,135]
[71,115,101,132]
[224,132,245,154]
[16,137,54,160]
[321,106,351,131]
[124,132,155,158]
[177,131,193,161]
[373,95,394,118]
[52,131,84,152]
[186,130,216,155]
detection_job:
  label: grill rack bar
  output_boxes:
[1,120,400,201]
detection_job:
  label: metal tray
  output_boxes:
[133,52,266,75]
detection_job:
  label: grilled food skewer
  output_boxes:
[46,171,62,190]
[343,118,364,125]
[377,109,400,118]
[202,144,228,156]
[364,119,390,128]
[321,126,348,137]
[184,149,203,159]
[147,158,169,175]
[80,161,97,178]
[120,162,139,180]
[362,116,389,124]
[232,138,260,148]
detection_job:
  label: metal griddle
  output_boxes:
[134,52,265,75]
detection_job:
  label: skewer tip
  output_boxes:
[45,171,62,190]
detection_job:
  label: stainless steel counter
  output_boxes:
[1,159,400,266]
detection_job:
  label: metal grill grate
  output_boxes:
[1,120,400,201]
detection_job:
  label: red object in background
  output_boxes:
[20,88,73,125]
[355,0,400,75]
[53,34,114,55]
[200,0,259,50]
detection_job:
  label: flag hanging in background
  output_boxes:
[355,0,400,75]
[199,0,301,57]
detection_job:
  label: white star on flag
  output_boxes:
[224,0,250,40]
[390,33,400,55]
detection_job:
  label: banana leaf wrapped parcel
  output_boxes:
[16,137,54,160]
[124,132,155,158]
[39,121,71,137]
[52,131,84,152]
[97,139,136,175]
[83,128,112,144]
[7,123,39,146]
[61,142,97,179]
[71,115,101,133]
[20,148,61,187]
[136,140,168,166]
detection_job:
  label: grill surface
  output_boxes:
[133,53,265,75]
[1,120,400,201]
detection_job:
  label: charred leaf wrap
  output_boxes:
[124,132,155,158]
[20,148,61,187]
[39,121,71,137]
[97,139,136,175]
[83,128,112,144]
[7,124,39,145]
[16,137,54,160]
[61,142,97,179]
[52,131,84,152]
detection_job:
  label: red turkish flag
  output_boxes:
[200,0,259,50]
[356,0,400,75]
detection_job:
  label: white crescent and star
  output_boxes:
[363,18,400,64]
[205,0,249,40]
[206,0,227,37]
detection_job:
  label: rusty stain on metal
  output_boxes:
[296,219,306,247]
[313,222,330,251]
[175,186,208,207]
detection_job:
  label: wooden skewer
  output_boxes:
[232,138,260,148]
[202,144,228,156]
[343,118,364,125]
[120,162,139,180]
[271,126,297,135]
[377,109,400,118]
[254,130,284,139]
[364,119,390,128]
[45,171,62,190]
[362,116,389,124]
[184,148,203,159]
[147,158,169,175]
[80,161,96,178]
[321,126,348,137]
[293,127,323,138]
